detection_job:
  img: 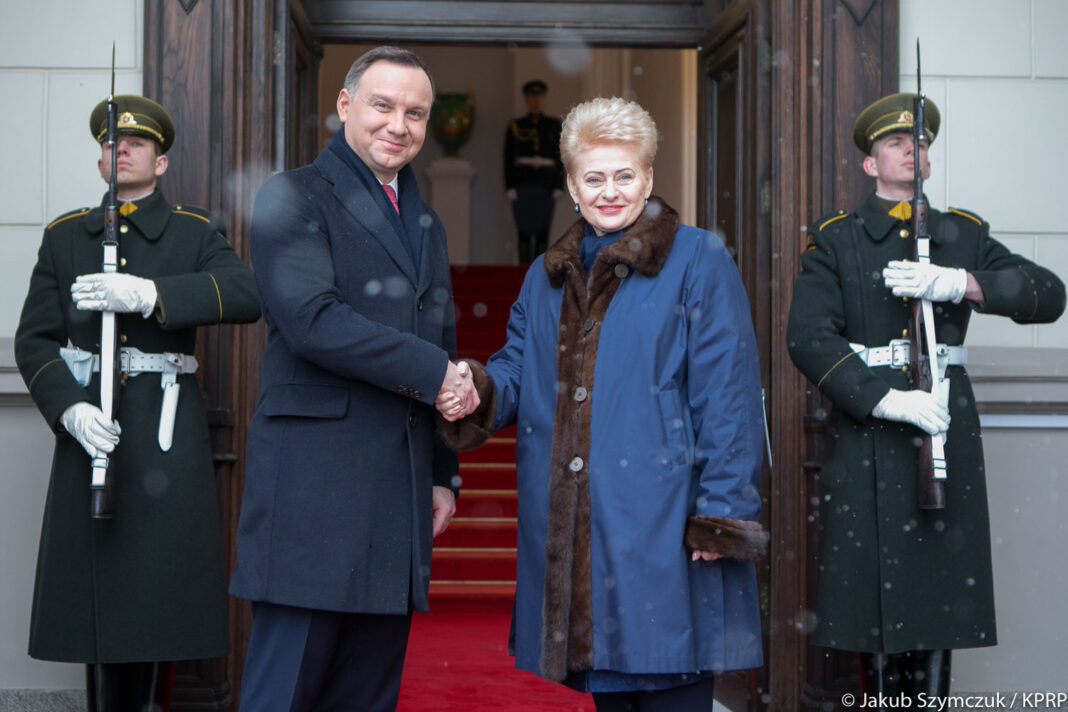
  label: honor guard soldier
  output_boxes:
[787,92,1065,702]
[504,79,565,263]
[14,95,260,710]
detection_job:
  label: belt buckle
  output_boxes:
[889,339,911,369]
[119,349,131,374]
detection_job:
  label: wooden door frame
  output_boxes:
[141,1,898,708]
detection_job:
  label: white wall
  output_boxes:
[902,0,1068,350]
[901,0,1068,694]
[0,0,144,692]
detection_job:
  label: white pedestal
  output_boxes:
[425,157,477,265]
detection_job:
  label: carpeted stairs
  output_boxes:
[429,265,528,604]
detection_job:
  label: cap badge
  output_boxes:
[119,112,138,127]
[897,110,913,124]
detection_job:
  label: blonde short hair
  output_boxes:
[560,97,659,175]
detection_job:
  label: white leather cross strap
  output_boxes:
[850,339,967,369]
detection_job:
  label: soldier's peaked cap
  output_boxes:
[852,92,940,155]
[89,95,175,154]
[522,80,548,95]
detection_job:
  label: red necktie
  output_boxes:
[383,184,400,214]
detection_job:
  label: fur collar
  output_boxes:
[542,197,679,288]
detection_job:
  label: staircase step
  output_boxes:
[458,463,516,489]
[432,548,517,581]
[438,264,526,602]
[454,490,517,518]
[428,581,515,605]
[459,436,515,463]
[436,518,517,548]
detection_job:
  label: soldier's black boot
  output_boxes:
[859,653,903,710]
[900,649,951,699]
[86,662,161,712]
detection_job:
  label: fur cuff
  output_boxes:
[435,359,498,451]
[684,515,769,562]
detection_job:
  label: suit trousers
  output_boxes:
[239,602,413,712]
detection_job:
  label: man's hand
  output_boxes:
[71,272,158,318]
[883,261,968,304]
[431,485,456,538]
[436,361,480,422]
[871,388,950,435]
[59,402,121,459]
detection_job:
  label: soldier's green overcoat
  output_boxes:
[787,192,1065,654]
[14,190,260,663]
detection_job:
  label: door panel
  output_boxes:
[698,2,772,707]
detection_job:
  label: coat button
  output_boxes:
[573,386,588,402]
[583,317,595,332]
[568,457,584,472]
[120,225,129,234]
[417,300,424,311]
[898,228,909,238]
[120,334,128,344]
[120,257,127,267]
[409,414,418,427]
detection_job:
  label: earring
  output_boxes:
[574,203,580,213]
[644,198,648,207]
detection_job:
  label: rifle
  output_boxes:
[91,43,121,519]
[908,39,947,510]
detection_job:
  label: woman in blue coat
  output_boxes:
[439,97,767,710]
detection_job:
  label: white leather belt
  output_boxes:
[515,156,555,168]
[60,346,198,452]
[850,339,966,369]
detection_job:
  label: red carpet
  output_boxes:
[395,265,591,710]
[397,599,593,711]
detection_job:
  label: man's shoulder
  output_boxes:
[943,205,985,227]
[45,206,92,232]
[168,203,216,225]
[804,209,853,252]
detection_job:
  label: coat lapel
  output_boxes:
[316,151,419,286]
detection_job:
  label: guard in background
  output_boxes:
[504,79,564,264]
[14,95,260,710]
[787,93,1065,702]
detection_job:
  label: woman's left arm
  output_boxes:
[681,233,768,562]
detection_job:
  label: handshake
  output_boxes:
[436,360,481,422]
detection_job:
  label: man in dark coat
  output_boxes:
[787,93,1065,701]
[504,79,564,264]
[229,46,478,710]
[14,95,260,710]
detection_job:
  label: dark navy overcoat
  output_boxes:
[230,146,459,615]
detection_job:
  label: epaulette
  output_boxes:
[46,207,90,231]
[171,204,213,224]
[947,206,983,226]
[802,210,849,252]
[815,209,849,232]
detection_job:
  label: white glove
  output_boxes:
[59,402,121,459]
[871,388,950,435]
[71,272,158,318]
[883,261,968,304]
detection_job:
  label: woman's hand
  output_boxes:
[691,550,723,562]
